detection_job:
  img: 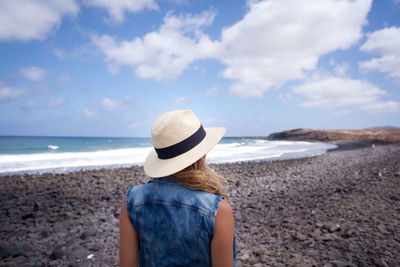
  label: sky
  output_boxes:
[0,0,400,137]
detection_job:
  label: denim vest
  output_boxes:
[126,177,237,267]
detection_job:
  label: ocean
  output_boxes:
[0,136,337,176]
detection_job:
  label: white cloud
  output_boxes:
[292,73,400,113]
[20,66,48,81]
[101,97,120,111]
[359,26,400,82]
[83,0,158,23]
[92,0,374,100]
[0,85,29,101]
[334,62,350,76]
[84,109,96,118]
[98,95,136,113]
[217,0,372,97]
[0,0,79,41]
[360,101,400,114]
[92,10,218,80]
[205,86,219,96]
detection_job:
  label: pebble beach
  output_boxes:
[1,142,399,266]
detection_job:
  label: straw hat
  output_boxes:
[144,110,226,178]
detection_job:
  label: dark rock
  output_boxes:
[320,233,336,241]
[0,242,31,258]
[21,213,34,220]
[34,201,40,212]
[0,222,13,233]
[13,243,32,257]
[50,248,66,260]
[10,255,28,265]
[80,232,87,240]
[90,243,103,252]
[40,230,51,238]
[269,185,276,192]
[372,258,389,267]
[0,241,13,259]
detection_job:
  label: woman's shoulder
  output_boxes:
[217,199,233,217]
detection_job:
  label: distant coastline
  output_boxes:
[266,128,400,143]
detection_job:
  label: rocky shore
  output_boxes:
[267,128,400,143]
[1,142,400,266]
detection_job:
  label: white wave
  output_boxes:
[207,141,336,163]
[48,145,59,150]
[0,147,151,174]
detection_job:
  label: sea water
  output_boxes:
[0,136,337,176]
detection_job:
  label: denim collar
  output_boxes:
[148,177,176,184]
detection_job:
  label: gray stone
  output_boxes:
[329,223,341,233]
[311,228,321,238]
[329,260,356,267]
[377,224,389,234]
[239,253,250,261]
[295,233,308,241]
[0,242,31,258]
[68,248,87,259]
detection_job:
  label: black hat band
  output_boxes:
[155,125,206,159]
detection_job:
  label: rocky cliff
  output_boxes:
[267,128,400,143]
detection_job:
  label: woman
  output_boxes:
[119,110,237,266]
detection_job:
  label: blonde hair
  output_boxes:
[170,156,229,201]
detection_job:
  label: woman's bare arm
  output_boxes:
[211,199,235,267]
[119,196,139,267]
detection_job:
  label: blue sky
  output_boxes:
[0,0,399,137]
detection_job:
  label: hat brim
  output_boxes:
[144,127,226,178]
